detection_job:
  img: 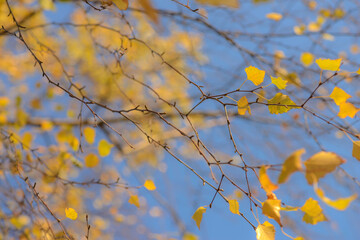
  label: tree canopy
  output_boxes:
[0,0,359,239]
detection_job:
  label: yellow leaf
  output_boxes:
[228,199,240,215]
[338,102,359,118]
[68,136,79,152]
[84,127,96,145]
[259,166,278,193]
[183,233,198,240]
[98,139,113,157]
[139,0,158,23]
[192,206,206,229]
[245,66,265,86]
[308,22,321,32]
[266,12,282,21]
[329,87,352,106]
[144,179,156,191]
[84,153,100,168]
[300,52,314,67]
[268,93,298,114]
[270,76,287,90]
[112,0,128,10]
[278,149,305,184]
[39,0,56,11]
[280,205,299,211]
[322,33,334,41]
[65,208,78,220]
[129,195,140,208]
[315,187,357,211]
[352,141,360,161]
[301,198,327,224]
[262,199,282,226]
[41,120,53,131]
[315,58,342,71]
[294,237,304,240]
[0,97,10,107]
[256,221,275,240]
[22,132,33,147]
[304,151,345,184]
[356,67,360,74]
[237,96,251,115]
[294,24,306,35]
[196,0,239,8]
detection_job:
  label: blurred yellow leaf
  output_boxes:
[22,132,33,147]
[259,166,278,193]
[84,153,100,168]
[300,52,314,67]
[301,198,327,224]
[268,93,298,114]
[98,139,113,157]
[278,149,305,184]
[65,208,78,220]
[304,151,345,184]
[192,206,206,229]
[228,199,240,215]
[0,97,10,107]
[266,12,282,21]
[352,141,360,161]
[41,120,53,131]
[196,0,239,8]
[338,102,359,118]
[84,127,96,145]
[329,87,351,106]
[40,0,56,11]
[237,96,251,115]
[129,195,140,208]
[315,187,357,211]
[280,205,299,211]
[262,199,282,226]
[183,233,198,240]
[112,0,128,10]
[245,66,265,86]
[256,221,275,240]
[144,179,156,191]
[294,24,306,35]
[315,58,342,71]
[270,76,287,90]
[294,237,304,240]
[139,0,158,23]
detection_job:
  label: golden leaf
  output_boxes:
[352,141,360,161]
[84,153,100,168]
[256,221,275,240]
[84,127,96,145]
[315,187,357,211]
[98,139,113,157]
[338,102,359,118]
[278,149,305,184]
[270,76,287,90]
[266,13,282,21]
[301,198,327,224]
[245,66,265,86]
[259,166,278,193]
[315,58,342,71]
[144,179,156,191]
[228,199,240,215]
[268,93,298,114]
[329,87,351,106]
[112,0,128,10]
[129,195,140,208]
[192,206,206,229]
[237,96,251,115]
[65,208,78,220]
[300,52,314,67]
[262,199,282,226]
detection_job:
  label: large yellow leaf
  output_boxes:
[144,179,156,191]
[278,149,305,184]
[301,198,327,224]
[300,52,314,67]
[245,66,265,86]
[65,208,78,220]
[192,206,206,229]
[84,153,100,168]
[329,87,351,106]
[84,127,96,145]
[270,76,287,90]
[98,139,113,157]
[315,58,342,71]
[259,166,278,193]
[237,96,251,115]
[256,221,275,240]
[262,199,282,226]
[352,141,360,161]
[112,0,128,10]
[267,93,298,114]
[196,0,239,8]
[338,102,359,118]
[304,151,345,184]
[228,199,240,215]
[315,187,357,211]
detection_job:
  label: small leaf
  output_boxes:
[266,12,282,21]
[259,166,278,193]
[41,120,53,131]
[268,93,298,114]
[270,76,287,90]
[112,0,128,10]
[280,205,299,211]
[98,139,113,157]
[84,127,96,145]
[129,195,140,208]
[228,199,240,215]
[196,0,239,8]
[84,153,100,168]
[300,52,314,67]
[294,237,304,240]
[278,149,305,184]
[144,179,156,191]
[245,66,265,86]
[301,198,327,225]
[329,87,351,106]
[262,199,282,226]
[256,221,275,240]
[65,208,78,220]
[315,187,357,211]
[304,151,345,184]
[352,141,360,161]
[0,97,10,107]
[338,102,359,118]
[315,58,342,71]
[192,206,206,229]
[237,96,251,115]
